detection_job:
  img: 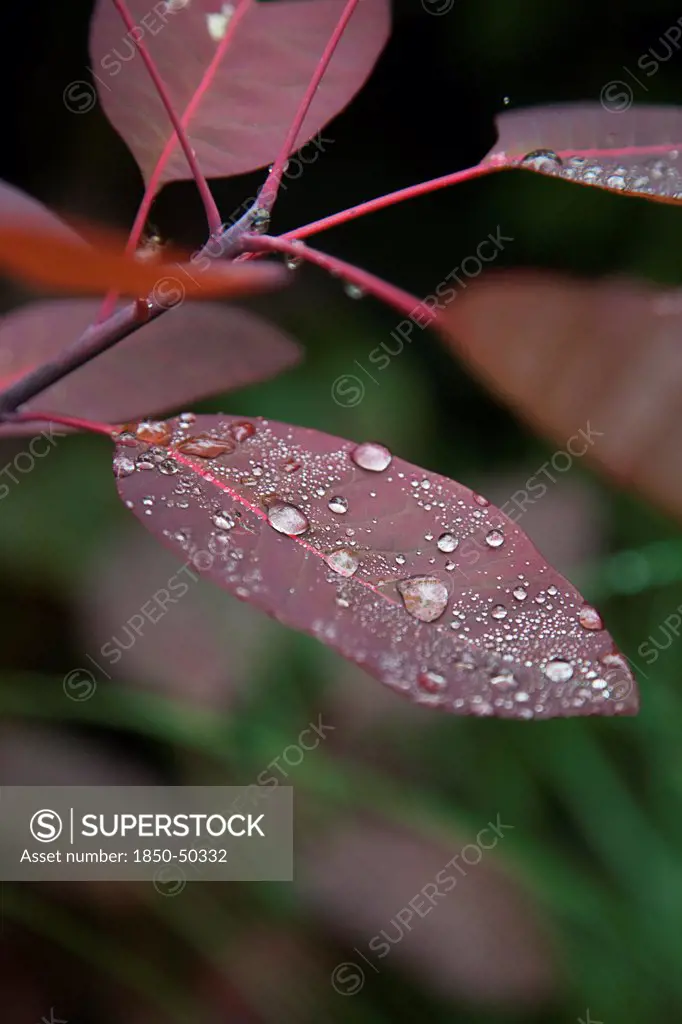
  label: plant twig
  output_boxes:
[1,411,117,437]
[258,0,362,212]
[242,233,433,323]
[112,0,222,236]
[98,0,253,322]
[281,161,505,241]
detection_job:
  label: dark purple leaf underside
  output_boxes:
[90,0,391,185]
[0,180,80,238]
[0,301,300,435]
[487,103,682,203]
[114,414,638,720]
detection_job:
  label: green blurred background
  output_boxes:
[2,1,682,1021]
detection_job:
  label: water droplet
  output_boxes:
[437,532,458,553]
[491,671,515,691]
[395,554,406,565]
[282,458,301,474]
[212,512,235,530]
[135,420,171,445]
[514,690,530,703]
[351,441,392,472]
[418,670,446,693]
[512,586,527,601]
[267,502,309,536]
[397,576,448,622]
[179,412,196,424]
[491,604,507,620]
[544,658,574,683]
[547,585,558,596]
[473,492,490,507]
[208,532,231,555]
[284,242,304,270]
[113,454,135,478]
[535,592,547,604]
[158,459,179,475]
[177,434,235,458]
[502,95,511,106]
[326,548,359,577]
[522,148,563,172]
[485,529,504,548]
[445,560,456,571]
[579,604,603,630]
[328,496,348,514]
[250,207,270,233]
[336,595,350,608]
[229,421,256,443]
[344,282,365,300]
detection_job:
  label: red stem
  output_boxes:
[3,411,116,438]
[242,233,432,323]
[281,160,505,241]
[98,0,253,322]
[111,0,222,237]
[258,0,362,212]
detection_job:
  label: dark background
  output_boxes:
[1,1,682,1022]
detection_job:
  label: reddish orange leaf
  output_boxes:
[0,222,285,300]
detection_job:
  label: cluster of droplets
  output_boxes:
[518,148,682,200]
[116,420,633,720]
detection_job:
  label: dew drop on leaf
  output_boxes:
[229,421,256,443]
[267,502,310,536]
[158,459,179,475]
[491,671,516,691]
[491,604,508,620]
[326,548,359,577]
[177,435,235,458]
[521,149,563,172]
[473,492,490,507]
[418,670,446,693]
[544,658,574,683]
[212,512,235,531]
[328,495,348,514]
[397,576,449,623]
[135,420,172,445]
[351,442,392,472]
[579,604,604,630]
[436,532,458,553]
[113,454,135,478]
[485,529,505,548]
[512,586,527,601]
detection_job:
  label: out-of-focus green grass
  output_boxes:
[2,1,682,1021]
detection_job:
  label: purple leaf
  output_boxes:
[301,818,555,1005]
[113,414,639,720]
[0,179,80,239]
[89,0,391,187]
[76,521,274,708]
[486,103,682,203]
[442,268,682,522]
[0,300,300,434]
